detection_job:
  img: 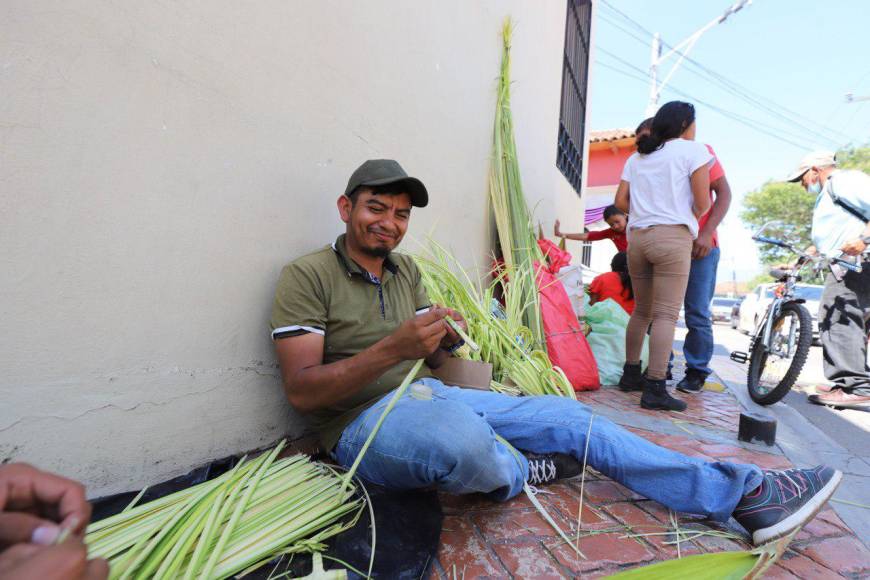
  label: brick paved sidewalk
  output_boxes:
[428,360,870,579]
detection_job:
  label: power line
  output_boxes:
[597,59,809,150]
[598,4,848,146]
[597,47,813,145]
[597,16,842,146]
[597,1,852,145]
[596,58,810,151]
[597,12,653,49]
[598,1,852,143]
[598,17,842,147]
[598,0,656,39]
[835,67,870,137]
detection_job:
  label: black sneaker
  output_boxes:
[733,466,843,545]
[676,369,707,393]
[618,362,643,392]
[640,377,687,411]
[524,452,582,486]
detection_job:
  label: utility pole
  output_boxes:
[646,0,752,116]
[731,257,738,297]
[647,33,661,116]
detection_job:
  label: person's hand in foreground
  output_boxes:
[0,464,108,579]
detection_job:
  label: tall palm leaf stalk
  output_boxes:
[489,18,547,350]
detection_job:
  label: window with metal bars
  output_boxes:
[557,0,592,196]
[581,241,592,267]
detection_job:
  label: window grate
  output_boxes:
[581,242,592,267]
[557,0,593,196]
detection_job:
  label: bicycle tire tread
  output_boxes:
[746,302,813,405]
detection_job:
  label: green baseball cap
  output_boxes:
[344,159,429,207]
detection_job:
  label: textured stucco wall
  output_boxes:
[0,0,582,497]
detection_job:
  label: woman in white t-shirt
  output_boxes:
[613,101,712,412]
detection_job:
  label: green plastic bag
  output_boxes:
[584,297,649,386]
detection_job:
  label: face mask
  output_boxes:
[808,180,822,195]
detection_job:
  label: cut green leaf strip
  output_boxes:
[86,448,363,580]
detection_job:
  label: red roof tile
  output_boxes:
[590,128,635,143]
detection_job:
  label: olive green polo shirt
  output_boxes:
[270,234,433,450]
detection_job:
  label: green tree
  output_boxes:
[740,181,815,264]
[837,145,870,172]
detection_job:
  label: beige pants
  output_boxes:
[625,225,693,380]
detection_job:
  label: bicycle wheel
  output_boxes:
[747,302,813,405]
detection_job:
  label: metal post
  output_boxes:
[645,33,661,117]
[644,1,751,117]
[732,257,738,297]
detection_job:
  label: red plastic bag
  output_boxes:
[536,264,600,391]
[537,239,572,274]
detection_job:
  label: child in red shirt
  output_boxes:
[554,205,628,252]
[589,252,635,314]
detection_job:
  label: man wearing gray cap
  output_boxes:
[267,158,842,546]
[787,151,870,410]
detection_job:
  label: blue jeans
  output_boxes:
[334,378,762,522]
[682,247,720,375]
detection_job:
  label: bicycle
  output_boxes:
[729,224,863,405]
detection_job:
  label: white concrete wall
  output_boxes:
[0,0,582,496]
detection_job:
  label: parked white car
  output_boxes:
[736,283,823,341]
[710,297,739,323]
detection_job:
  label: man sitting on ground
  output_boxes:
[270,159,841,545]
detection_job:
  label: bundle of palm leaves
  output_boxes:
[415,241,574,398]
[86,442,363,579]
[488,18,547,351]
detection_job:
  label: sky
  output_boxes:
[588,0,870,282]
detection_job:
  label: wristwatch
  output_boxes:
[443,338,466,354]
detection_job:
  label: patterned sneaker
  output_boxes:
[524,453,582,486]
[733,466,842,545]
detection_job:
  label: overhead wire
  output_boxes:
[597,0,853,146]
[596,47,821,147]
[598,2,848,144]
[598,0,852,142]
[835,67,870,137]
[595,57,810,151]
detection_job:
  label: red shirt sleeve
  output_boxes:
[705,144,725,183]
[589,274,604,295]
[585,228,616,242]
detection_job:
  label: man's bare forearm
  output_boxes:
[284,337,406,413]
[699,176,732,236]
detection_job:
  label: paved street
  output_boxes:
[681,321,870,546]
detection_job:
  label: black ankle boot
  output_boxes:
[618,362,643,391]
[641,377,687,411]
